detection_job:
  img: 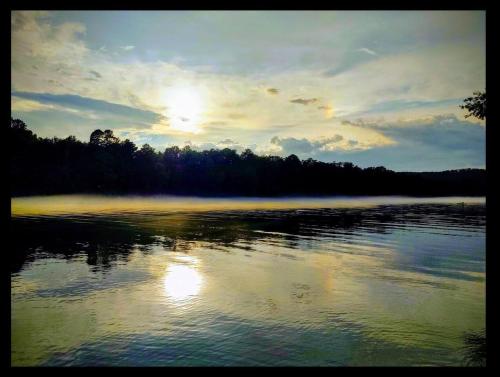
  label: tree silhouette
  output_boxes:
[9,118,486,197]
[460,91,486,120]
[90,129,120,146]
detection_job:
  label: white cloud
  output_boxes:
[357,47,377,56]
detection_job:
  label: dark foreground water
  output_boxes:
[11,195,485,366]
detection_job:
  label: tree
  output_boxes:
[9,118,487,197]
[10,117,28,131]
[164,146,181,160]
[89,129,105,145]
[285,154,301,166]
[460,91,486,120]
[241,148,257,160]
[103,130,120,145]
[10,117,36,142]
[89,129,120,146]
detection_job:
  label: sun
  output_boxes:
[163,85,205,133]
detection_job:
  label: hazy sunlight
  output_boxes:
[164,85,205,133]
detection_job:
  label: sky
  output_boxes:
[11,11,486,171]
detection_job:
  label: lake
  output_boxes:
[10,195,486,366]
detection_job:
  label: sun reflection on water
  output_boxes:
[163,256,203,302]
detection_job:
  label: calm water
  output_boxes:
[11,195,485,366]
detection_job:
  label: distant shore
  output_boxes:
[11,118,486,198]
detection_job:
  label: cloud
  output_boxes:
[357,47,377,56]
[219,138,237,145]
[12,12,88,64]
[348,98,463,118]
[267,88,279,95]
[271,136,314,154]
[322,48,379,78]
[120,45,135,51]
[259,114,484,171]
[89,70,102,79]
[12,91,165,127]
[318,104,334,119]
[187,139,246,153]
[11,96,56,112]
[326,42,485,116]
[345,114,484,150]
[290,98,319,106]
[270,135,345,155]
[323,114,485,170]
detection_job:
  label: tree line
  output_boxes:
[9,118,485,197]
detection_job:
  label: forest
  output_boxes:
[10,118,486,197]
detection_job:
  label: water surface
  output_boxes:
[11,195,485,366]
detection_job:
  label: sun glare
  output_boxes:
[164,85,205,133]
[163,262,203,302]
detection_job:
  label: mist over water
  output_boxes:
[11,195,485,366]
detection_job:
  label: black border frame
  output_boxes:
[3,1,496,371]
